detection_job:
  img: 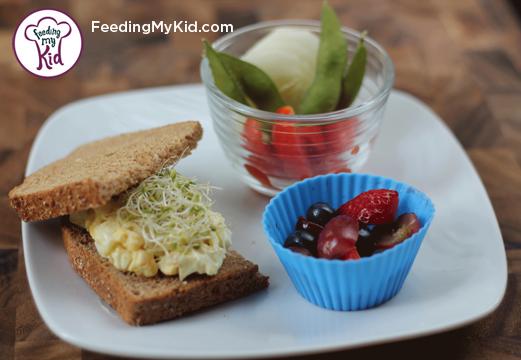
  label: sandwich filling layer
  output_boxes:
[70,168,231,280]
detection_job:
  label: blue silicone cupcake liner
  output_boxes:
[262,173,435,311]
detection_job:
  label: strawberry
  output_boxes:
[337,189,399,225]
[334,167,352,173]
[343,247,361,260]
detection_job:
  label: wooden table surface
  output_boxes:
[1,0,521,359]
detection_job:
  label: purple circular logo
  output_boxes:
[13,9,83,78]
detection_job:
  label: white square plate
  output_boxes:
[22,84,506,359]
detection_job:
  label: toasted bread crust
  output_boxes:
[61,222,269,326]
[10,121,203,222]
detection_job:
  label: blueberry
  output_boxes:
[284,230,317,255]
[306,202,335,226]
[295,216,324,238]
[356,223,376,257]
[359,223,372,238]
[287,245,313,257]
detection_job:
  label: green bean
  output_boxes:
[217,52,285,112]
[297,2,347,115]
[337,35,367,109]
[203,40,248,105]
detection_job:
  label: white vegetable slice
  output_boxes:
[242,27,319,108]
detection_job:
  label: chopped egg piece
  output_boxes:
[70,169,231,280]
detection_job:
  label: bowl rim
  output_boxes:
[200,19,395,122]
[262,173,436,266]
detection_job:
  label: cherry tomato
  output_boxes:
[271,121,312,179]
[244,163,273,188]
[322,118,358,155]
[276,105,295,115]
[242,118,279,183]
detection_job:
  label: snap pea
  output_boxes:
[203,40,248,105]
[337,35,367,109]
[297,2,347,115]
[217,52,285,112]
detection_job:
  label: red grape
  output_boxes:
[375,213,421,250]
[317,215,360,260]
[396,213,421,233]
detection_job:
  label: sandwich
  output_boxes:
[9,121,269,325]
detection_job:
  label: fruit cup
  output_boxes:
[262,173,435,311]
[201,20,395,196]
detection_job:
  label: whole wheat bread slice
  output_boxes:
[62,222,269,326]
[9,121,203,222]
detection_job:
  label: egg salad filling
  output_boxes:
[69,168,231,280]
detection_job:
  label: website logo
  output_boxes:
[13,9,82,77]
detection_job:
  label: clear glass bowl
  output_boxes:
[200,20,395,196]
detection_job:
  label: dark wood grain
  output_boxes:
[1,0,520,359]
